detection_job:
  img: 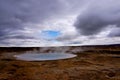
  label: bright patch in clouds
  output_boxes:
[40,30,61,40]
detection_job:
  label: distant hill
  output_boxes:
[0,44,119,53]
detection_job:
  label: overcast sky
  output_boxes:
[0,0,120,47]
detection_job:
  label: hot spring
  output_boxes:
[14,53,77,61]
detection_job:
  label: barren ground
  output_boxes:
[0,46,120,80]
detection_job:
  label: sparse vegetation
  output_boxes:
[0,45,120,80]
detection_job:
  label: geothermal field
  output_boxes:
[0,45,120,80]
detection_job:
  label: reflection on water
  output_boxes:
[14,53,77,61]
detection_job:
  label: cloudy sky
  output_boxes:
[0,0,120,47]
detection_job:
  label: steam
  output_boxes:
[25,47,87,54]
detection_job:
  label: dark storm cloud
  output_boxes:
[0,0,63,39]
[0,35,34,41]
[74,0,120,36]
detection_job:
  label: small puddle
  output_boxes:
[14,53,77,61]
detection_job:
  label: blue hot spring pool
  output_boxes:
[14,53,77,61]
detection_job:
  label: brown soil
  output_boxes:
[0,46,120,80]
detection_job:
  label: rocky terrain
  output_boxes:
[0,45,120,80]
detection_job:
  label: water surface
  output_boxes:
[14,53,77,61]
